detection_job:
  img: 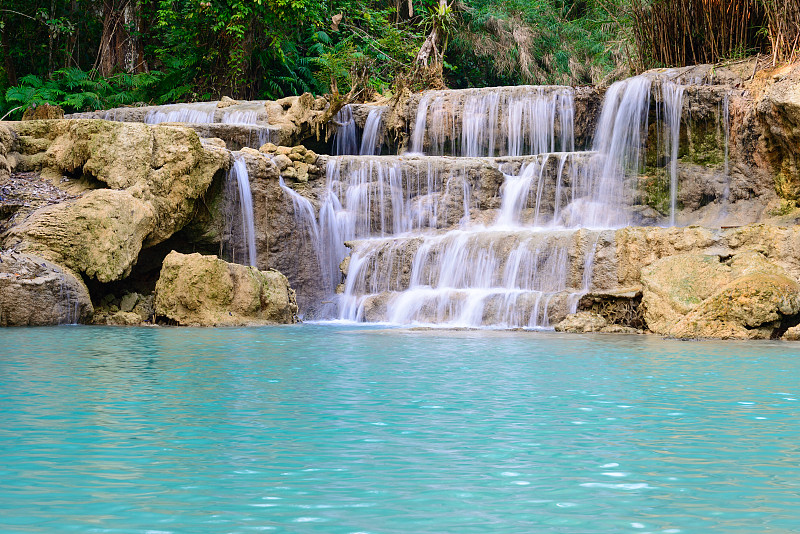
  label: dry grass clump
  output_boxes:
[631,0,767,67]
[762,0,800,65]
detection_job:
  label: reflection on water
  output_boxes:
[1,325,800,533]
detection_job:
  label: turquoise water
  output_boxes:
[2,326,800,533]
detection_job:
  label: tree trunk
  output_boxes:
[48,0,56,75]
[414,0,447,67]
[97,0,144,76]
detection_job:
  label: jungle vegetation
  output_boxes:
[0,0,798,118]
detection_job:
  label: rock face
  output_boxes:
[67,93,330,150]
[154,251,298,326]
[0,124,13,181]
[2,120,228,285]
[0,119,228,326]
[0,251,92,325]
[641,254,733,334]
[641,251,800,339]
[744,64,800,204]
[554,312,608,333]
[7,189,154,282]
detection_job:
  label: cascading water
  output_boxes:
[409,86,575,157]
[720,91,732,220]
[297,75,692,327]
[145,103,218,124]
[662,80,685,226]
[359,108,385,156]
[144,103,264,125]
[225,155,258,267]
[581,76,653,228]
[58,270,81,325]
[332,105,359,155]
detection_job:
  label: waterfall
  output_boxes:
[408,87,574,157]
[221,110,259,125]
[227,155,257,267]
[721,92,731,219]
[409,96,430,154]
[662,80,685,226]
[337,229,596,328]
[143,103,263,125]
[332,105,359,155]
[577,76,653,228]
[359,108,385,156]
[145,103,217,124]
[296,77,699,327]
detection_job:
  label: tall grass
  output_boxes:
[630,0,766,68]
[762,0,800,65]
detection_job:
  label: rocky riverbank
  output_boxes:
[4,59,800,337]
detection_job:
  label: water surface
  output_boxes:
[1,325,799,533]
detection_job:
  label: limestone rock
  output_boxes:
[154,251,298,326]
[750,65,800,202]
[9,119,229,247]
[0,251,92,325]
[259,142,279,153]
[217,96,238,108]
[119,292,139,312]
[670,272,800,339]
[273,154,292,171]
[640,251,800,339]
[615,226,718,289]
[783,325,800,341]
[105,311,143,325]
[555,312,608,333]
[3,120,228,285]
[202,137,227,149]
[92,292,154,325]
[0,124,14,181]
[5,189,155,282]
[641,254,732,335]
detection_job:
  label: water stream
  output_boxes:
[226,155,258,267]
[662,80,685,226]
[359,107,385,156]
[307,76,671,326]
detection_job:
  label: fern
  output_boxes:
[17,74,44,89]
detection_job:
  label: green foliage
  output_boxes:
[3,68,166,119]
[446,0,633,88]
[0,0,791,118]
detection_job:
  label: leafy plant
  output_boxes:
[3,67,167,119]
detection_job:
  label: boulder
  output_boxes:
[0,124,14,181]
[554,312,608,333]
[670,271,800,339]
[9,119,229,246]
[217,96,238,108]
[783,325,800,341]
[3,120,229,284]
[154,251,298,326]
[641,254,732,334]
[642,250,800,339]
[0,251,92,325]
[119,292,139,312]
[5,189,155,282]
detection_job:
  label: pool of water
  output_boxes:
[1,325,800,533]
